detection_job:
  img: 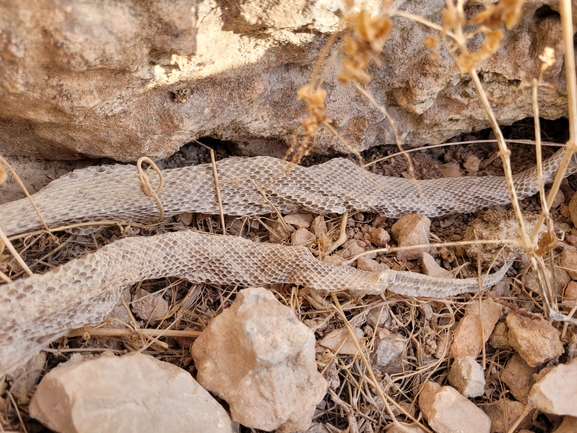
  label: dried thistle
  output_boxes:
[539,46,556,72]
[337,9,392,85]
[470,0,524,30]
[296,85,327,137]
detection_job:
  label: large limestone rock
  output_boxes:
[29,352,232,433]
[191,287,327,432]
[0,0,570,161]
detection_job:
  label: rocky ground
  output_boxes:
[2,119,577,432]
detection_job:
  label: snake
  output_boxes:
[0,148,574,375]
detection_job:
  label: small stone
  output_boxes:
[529,358,577,416]
[368,227,390,247]
[319,327,363,355]
[484,399,530,433]
[291,228,316,246]
[29,352,232,433]
[489,321,511,350]
[418,381,490,433]
[310,215,327,237]
[548,188,566,209]
[439,163,463,178]
[463,155,480,174]
[554,416,577,433]
[366,306,390,328]
[344,239,367,257]
[560,249,577,280]
[506,311,564,367]
[357,256,384,272]
[191,287,327,432]
[565,281,577,303]
[391,214,431,261]
[284,213,313,229]
[447,356,485,398]
[450,297,503,358]
[501,353,537,404]
[269,219,293,243]
[371,333,406,374]
[569,192,577,228]
[132,287,169,321]
[422,252,450,278]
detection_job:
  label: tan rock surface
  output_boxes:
[391,214,431,261]
[0,1,570,161]
[554,416,577,433]
[191,287,327,432]
[418,381,491,433]
[529,358,577,416]
[29,352,232,433]
[447,356,485,398]
[501,353,537,404]
[450,297,502,359]
[506,311,564,367]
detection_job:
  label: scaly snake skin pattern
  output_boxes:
[0,149,574,374]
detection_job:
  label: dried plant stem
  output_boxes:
[0,227,32,277]
[531,0,577,238]
[469,69,531,250]
[136,157,165,224]
[196,141,227,236]
[331,293,432,433]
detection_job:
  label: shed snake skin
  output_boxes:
[0,149,574,374]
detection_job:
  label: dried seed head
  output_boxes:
[470,0,524,30]
[539,46,556,72]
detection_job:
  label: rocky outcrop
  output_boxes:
[0,0,569,161]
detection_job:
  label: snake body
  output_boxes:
[0,149,574,375]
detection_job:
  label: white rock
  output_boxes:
[132,287,169,321]
[501,353,536,404]
[447,356,485,398]
[284,213,314,229]
[391,214,431,261]
[529,358,577,416]
[191,287,327,432]
[29,352,232,433]
[319,327,363,355]
[291,227,316,246]
[506,311,564,367]
[421,252,449,278]
[450,297,502,358]
[418,381,490,433]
